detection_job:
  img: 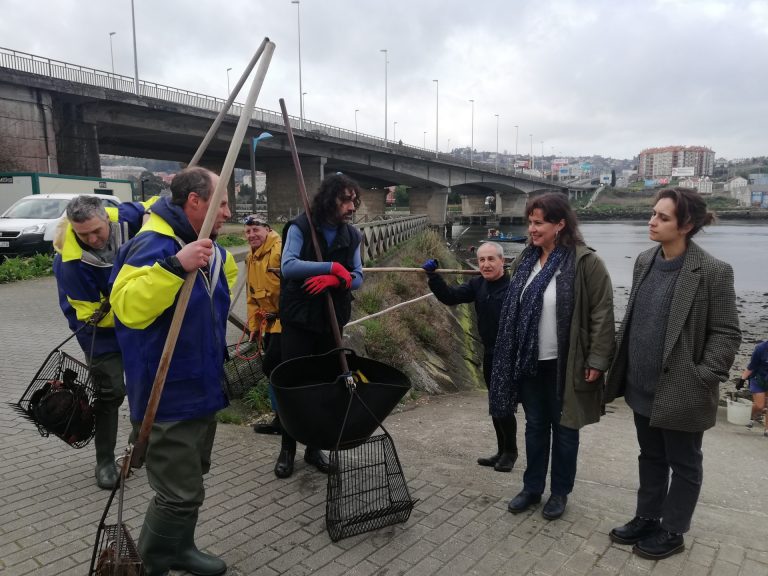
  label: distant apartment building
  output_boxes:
[637,146,715,178]
[678,177,713,195]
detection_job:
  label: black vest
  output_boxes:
[279,213,361,333]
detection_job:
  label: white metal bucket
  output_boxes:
[726,398,752,425]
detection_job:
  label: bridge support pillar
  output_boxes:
[53,101,101,177]
[0,85,58,173]
[460,194,486,215]
[357,188,387,221]
[497,191,528,218]
[408,187,449,225]
[263,157,326,222]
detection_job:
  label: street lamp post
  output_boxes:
[514,125,519,172]
[423,131,427,148]
[541,140,545,177]
[291,0,304,130]
[130,0,139,96]
[495,114,500,171]
[393,121,397,141]
[469,99,475,167]
[250,132,273,213]
[302,91,307,117]
[433,79,438,156]
[380,49,388,144]
[447,138,451,153]
[226,67,232,96]
[530,134,534,172]
[108,32,116,89]
[355,108,359,133]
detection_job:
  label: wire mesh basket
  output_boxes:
[326,432,418,542]
[90,522,144,576]
[223,342,265,399]
[11,348,95,448]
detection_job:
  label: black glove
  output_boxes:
[735,378,746,391]
[422,258,439,273]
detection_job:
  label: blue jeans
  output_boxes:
[520,359,580,496]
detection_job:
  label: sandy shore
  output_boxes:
[612,285,767,402]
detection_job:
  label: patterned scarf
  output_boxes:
[490,244,570,418]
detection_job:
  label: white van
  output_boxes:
[0,193,121,258]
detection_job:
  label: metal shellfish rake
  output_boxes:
[89,450,144,576]
[11,340,96,449]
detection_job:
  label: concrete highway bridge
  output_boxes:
[0,47,588,224]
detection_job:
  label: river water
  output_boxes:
[452,220,768,293]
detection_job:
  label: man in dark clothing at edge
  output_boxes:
[422,241,518,471]
[274,173,364,478]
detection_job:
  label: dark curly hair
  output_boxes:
[654,187,715,240]
[525,192,584,248]
[311,173,362,224]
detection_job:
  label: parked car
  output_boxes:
[0,193,121,258]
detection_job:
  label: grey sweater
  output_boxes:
[625,251,684,416]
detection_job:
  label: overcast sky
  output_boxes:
[3,0,766,160]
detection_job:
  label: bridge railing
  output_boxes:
[0,46,559,187]
[357,215,428,263]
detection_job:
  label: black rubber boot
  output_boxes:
[93,407,119,489]
[274,433,296,478]
[477,418,504,467]
[494,415,518,472]
[252,413,281,435]
[170,510,227,576]
[138,501,184,576]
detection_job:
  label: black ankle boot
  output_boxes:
[494,415,517,473]
[479,417,505,467]
[274,434,296,479]
[493,451,517,472]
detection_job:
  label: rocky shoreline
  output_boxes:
[613,286,767,405]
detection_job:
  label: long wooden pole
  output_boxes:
[188,38,269,168]
[131,41,276,468]
[363,267,481,274]
[278,98,349,375]
[267,266,480,275]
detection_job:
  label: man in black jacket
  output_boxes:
[423,241,517,471]
[274,173,364,478]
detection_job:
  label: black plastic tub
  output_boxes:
[271,348,410,450]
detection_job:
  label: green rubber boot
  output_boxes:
[138,502,185,576]
[93,407,119,489]
[170,510,227,576]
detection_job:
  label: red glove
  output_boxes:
[303,274,341,295]
[330,262,353,289]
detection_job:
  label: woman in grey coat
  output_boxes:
[604,187,741,560]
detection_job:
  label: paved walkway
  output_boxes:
[1,275,767,576]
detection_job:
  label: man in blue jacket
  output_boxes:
[110,167,237,576]
[53,194,152,489]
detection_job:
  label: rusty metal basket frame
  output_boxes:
[222,341,266,399]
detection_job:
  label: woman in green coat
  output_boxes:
[491,192,615,521]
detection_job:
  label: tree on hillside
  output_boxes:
[394,185,409,207]
[130,171,166,200]
[610,169,616,187]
